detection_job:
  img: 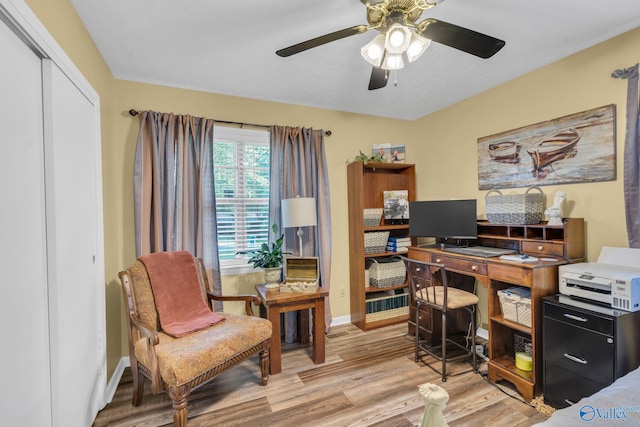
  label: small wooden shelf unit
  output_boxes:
[347,161,416,331]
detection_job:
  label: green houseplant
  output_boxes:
[248,223,291,287]
[347,150,386,165]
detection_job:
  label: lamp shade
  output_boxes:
[406,32,431,62]
[384,23,411,54]
[361,34,385,67]
[381,53,404,70]
[282,197,317,228]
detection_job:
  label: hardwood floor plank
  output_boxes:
[93,323,550,427]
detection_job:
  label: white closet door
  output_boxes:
[0,16,52,427]
[43,60,105,427]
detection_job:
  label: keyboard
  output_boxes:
[443,246,516,258]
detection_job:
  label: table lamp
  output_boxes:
[281,196,317,257]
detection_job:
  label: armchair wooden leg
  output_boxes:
[168,384,190,427]
[131,363,145,406]
[260,347,270,386]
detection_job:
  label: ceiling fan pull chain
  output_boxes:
[393,69,398,87]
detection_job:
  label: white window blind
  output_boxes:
[213,126,270,269]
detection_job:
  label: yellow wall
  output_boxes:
[25,0,640,379]
[413,29,636,260]
[113,81,415,355]
[411,29,638,327]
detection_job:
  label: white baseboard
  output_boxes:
[105,357,130,404]
[477,327,488,340]
[330,314,351,327]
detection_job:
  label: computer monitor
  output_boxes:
[408,199,478,241]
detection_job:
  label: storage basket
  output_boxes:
[485,186,545,224]
[364,231,390,254]
[497,287,532,327]
[514,333,532,356]
[367,256,406,288]
[364,208,383,226]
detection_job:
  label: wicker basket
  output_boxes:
[364,208,383,226]
[367,256,406,287]
[364,231,390,254]
[497,287,531,327]
[514,333,532,356]
[485,186,545,224]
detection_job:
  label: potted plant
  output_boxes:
[347,150,386,165]
[248,223,291,287]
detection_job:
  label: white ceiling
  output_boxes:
[70,0,640,121]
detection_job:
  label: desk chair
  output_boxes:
[400,256,479,382]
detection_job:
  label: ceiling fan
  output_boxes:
[276,0,505,90]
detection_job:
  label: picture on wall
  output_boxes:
[372,143,406,163]
[383,190,409,224]
[477,104,616,190]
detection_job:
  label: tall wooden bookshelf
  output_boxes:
[347,161,416,331]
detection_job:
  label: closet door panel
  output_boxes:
[43,59,105,427]
[0,16,52,427]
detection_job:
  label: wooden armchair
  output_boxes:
[119,252,272,427]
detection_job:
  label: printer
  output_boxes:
[559,246,640,312]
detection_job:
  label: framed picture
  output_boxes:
[373,143,391,162]
[477,104,616,190]
[373,143,406,163]
[383,190,409,224]
[389,144,405,163]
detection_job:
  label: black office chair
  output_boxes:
[400,256,479,381]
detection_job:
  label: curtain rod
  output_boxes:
[128,109,332,136]
[611,66,634,79]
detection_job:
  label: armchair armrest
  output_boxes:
[130,313,159,345]
[129,313,162,392]
[207,292,261,316]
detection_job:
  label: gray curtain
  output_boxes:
[269,126,333,334]
[133,110,223,309]
[624,64,640,247]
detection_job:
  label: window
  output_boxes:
[213,126,270,274]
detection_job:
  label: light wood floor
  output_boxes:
[93,322,549,426]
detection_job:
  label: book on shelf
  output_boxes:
[388,236,411,244]
[365,292,409,314]
[386,246,408,253]
[387,236,411,252]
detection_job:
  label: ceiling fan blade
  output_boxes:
[368,67,389,90]
[420,19,505,59]
[276,26,367,57]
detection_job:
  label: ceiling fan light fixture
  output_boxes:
[361,34,385,67]
[384,23,411,54]
[406,32,431,62]
[381,53,404,70]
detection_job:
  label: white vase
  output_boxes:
[263,266,282,288]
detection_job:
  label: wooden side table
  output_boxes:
[255,284,329,374]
